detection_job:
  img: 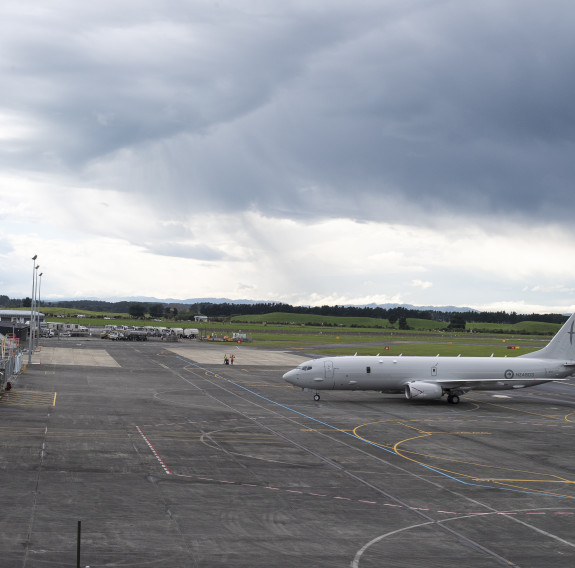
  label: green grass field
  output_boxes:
[230,312,561,335]
[16,306,130,319]
[20,307,558,356]
[24,306,561,333]
[465,321,560,334]
[231,312,395,328]
[313,343,539,357]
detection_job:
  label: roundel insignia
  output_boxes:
[504,369,514,380]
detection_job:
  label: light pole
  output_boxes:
[34,264,40,346]
[33,264,39,345]
[37,272,43,343]
[28,255,38,364]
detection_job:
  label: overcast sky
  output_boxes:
[1,0,575,313]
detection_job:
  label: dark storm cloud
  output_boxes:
[1,1,371,163]
[241,0,575,222]
[3,1,575,224]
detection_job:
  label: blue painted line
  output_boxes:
[176,356,575,501]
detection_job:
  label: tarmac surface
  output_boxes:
[1,338,575,567]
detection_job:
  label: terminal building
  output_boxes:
[0,310,45,342]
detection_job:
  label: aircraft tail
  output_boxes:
[521,312,575,360]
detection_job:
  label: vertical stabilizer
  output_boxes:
[521,312,575,360]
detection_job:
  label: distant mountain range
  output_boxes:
[52,296,478,313]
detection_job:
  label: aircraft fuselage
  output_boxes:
[283,355,568,394]
[284,313,575,403]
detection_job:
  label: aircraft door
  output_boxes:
[431,365,438,377]
[324,360,335,389]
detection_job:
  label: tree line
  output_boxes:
[0,295,568,325]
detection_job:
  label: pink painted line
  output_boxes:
[136,426,173,475]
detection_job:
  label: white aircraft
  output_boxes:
[283,312,575,404]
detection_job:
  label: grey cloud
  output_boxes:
[3,1,575,226]
[1,1,375,167]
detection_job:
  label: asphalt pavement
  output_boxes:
[1,338,575,567]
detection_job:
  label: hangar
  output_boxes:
[0,310,45,324]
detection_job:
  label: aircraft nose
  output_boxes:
[283,369,298,385]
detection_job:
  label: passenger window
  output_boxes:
[366,366,371,374]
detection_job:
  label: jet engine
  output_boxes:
[405,381,443,401]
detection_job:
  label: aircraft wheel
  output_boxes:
[448,395,460,404]
[314,394,320,402]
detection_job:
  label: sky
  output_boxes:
[1,0,575,314]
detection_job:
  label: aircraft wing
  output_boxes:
[434,377,567,389]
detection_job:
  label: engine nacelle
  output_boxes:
[405,381,443,401]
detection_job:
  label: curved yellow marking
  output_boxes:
[393,437,575,498]
[472,395,575,425]
[394,435,574,483]
[472,478,573,483]
[352,418,575,498]
[468,397,563,420]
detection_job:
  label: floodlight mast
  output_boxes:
[37,272,43,345]
[28,255,38,364]
[34,265,40,346]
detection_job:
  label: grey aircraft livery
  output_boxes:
[283,312,575,404]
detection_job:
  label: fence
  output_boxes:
[0,345,23,390]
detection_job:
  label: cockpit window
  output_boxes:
[297,365,313,371]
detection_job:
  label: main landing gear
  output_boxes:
[313,393,320,401]
[447,394,460,404]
